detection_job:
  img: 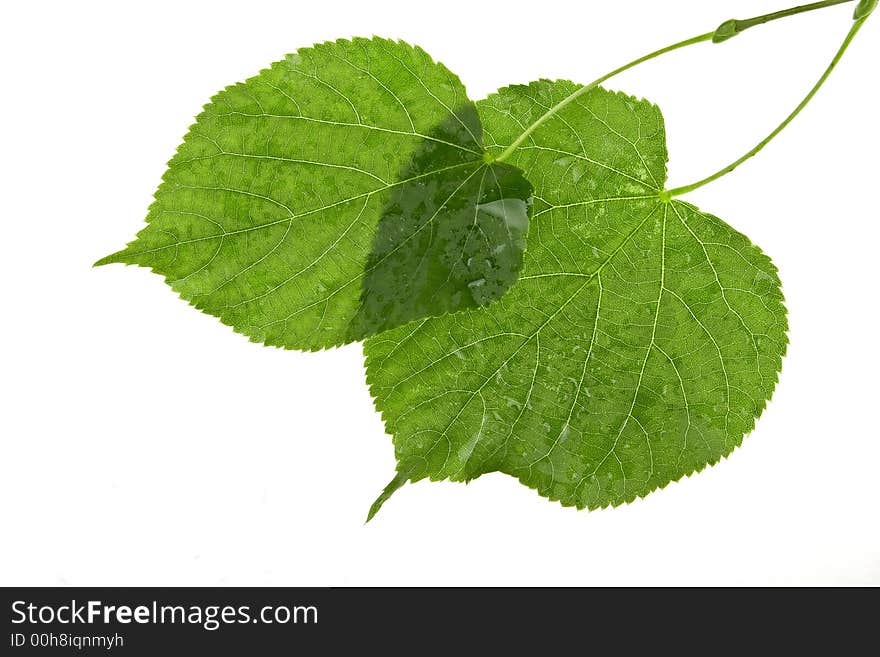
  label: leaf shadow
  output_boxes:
[348,104,533,340]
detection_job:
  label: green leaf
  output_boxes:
[364,82,788,511]
[96,38,531,350]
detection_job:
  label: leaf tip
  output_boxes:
[93,251,124,268]
[365,471,409,523]
[364,502,381,524]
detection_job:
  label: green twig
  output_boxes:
[495,0,860,166]
[712,0,853,43]
[667,13,869,197]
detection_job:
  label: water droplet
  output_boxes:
[476,198,529,233]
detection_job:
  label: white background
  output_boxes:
[2,0,878,586]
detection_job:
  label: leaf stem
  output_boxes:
[666,14,868,198]
[493,32,715,163]
[493,0,859,166]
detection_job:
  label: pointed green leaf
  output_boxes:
[364,82,788,510]
[97,38,530,350]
